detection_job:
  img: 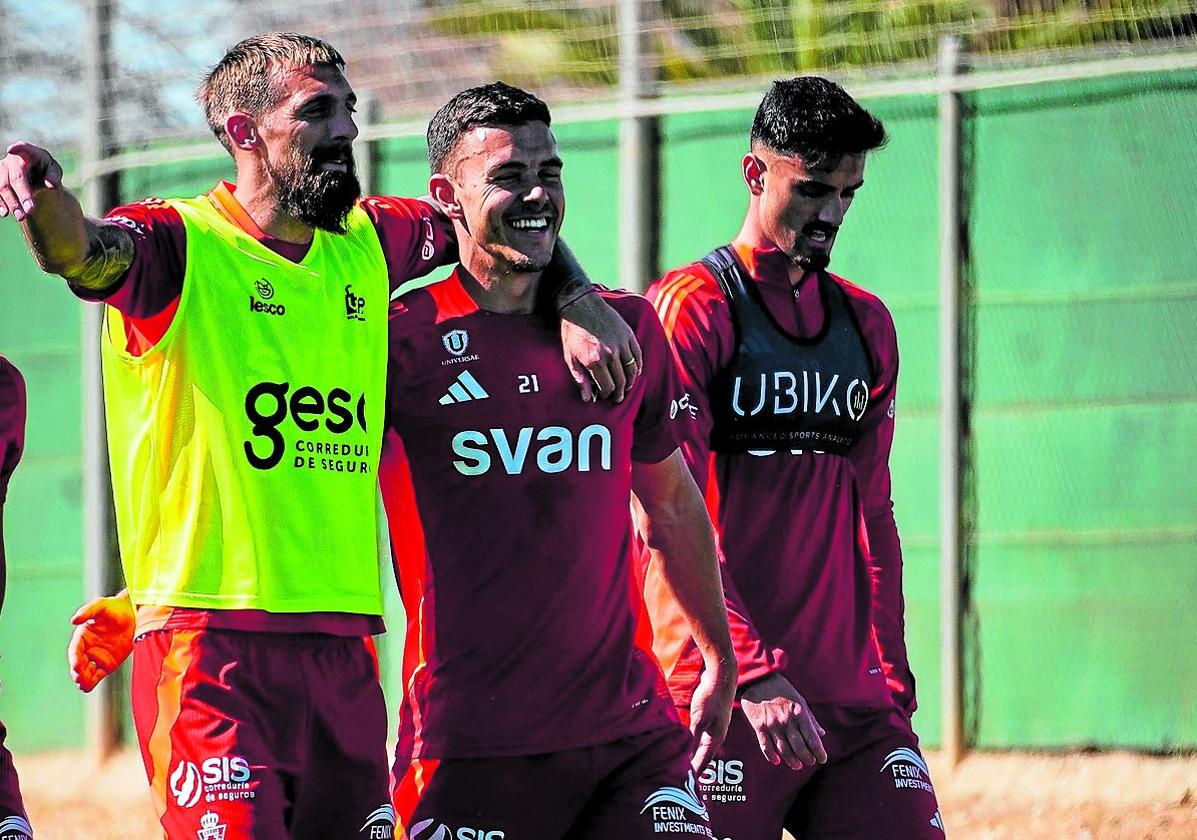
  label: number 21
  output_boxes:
[518,374,540,393]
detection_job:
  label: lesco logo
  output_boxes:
[451,424,612,476]
[408,820,504,840]
[443,329,469,356]
[244,381,367,470]
[250,277,285,316]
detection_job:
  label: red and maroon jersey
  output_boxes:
[80,182,454,354]
[645,240,915,714]
[70,182,456,637]
[381,273,685,759]
[0,358,26,502]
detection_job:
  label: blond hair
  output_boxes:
[198,32,345,154]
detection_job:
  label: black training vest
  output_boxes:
[703,245,876,456]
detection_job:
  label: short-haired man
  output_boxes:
[1,33,638,839]
[0,358,33,840]
[383,82,735,840]
[644,77,945,837]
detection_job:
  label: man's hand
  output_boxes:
[68,593,135,693]
[1,142,63,222]
[739,672,828,771]
[688,657,737,773]
[559,291,643,403]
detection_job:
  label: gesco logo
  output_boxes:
[451,424,612,476]
[244,381,367,470]
[408,820,504,840]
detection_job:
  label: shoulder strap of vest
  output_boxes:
[699,245,748,301]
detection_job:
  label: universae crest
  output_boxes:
[442,329,470,356]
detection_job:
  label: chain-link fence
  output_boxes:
[1,0,1193,149]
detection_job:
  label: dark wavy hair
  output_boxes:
[751,77,887,169]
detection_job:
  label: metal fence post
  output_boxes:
[938,34,968,769]
[82,0,122,761]
[358,95,382,199]
[618,0,661,292]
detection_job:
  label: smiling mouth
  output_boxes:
[804,227,835,248]
[509,217,552,232]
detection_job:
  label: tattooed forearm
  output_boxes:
[70,221,135,291]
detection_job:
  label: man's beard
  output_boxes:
[796,250,831,272]
[271,144,361,234]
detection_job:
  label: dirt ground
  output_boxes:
[15,749,1197,839]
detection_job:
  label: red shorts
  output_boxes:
[131,629,393,840]
[0,720,31,840]
[701,704,944,840]
[393,724,714,840]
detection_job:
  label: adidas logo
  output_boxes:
[439,370,489,405]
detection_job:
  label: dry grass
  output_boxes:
[14,748,1197,839]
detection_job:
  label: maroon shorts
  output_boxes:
[0,720,31,839]
[701,704,944,840]
[393,724,714,840]
[131,629,393,840]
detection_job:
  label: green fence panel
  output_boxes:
[970,70,1197,748]
[0,221,88,751]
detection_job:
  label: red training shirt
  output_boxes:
[381,273,685,758]
[645,240,915,715]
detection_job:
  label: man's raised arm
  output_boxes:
[1,142,132,291]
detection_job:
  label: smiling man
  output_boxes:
[643,77,945,838]
[381,82,735,840]
[1,33,641,840]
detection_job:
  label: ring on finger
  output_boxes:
[622,359,637,368]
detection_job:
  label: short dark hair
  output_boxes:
[199,33,346,155]
[427,82,552,173]
[751,77,886,170]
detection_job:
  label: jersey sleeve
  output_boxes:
[64,199,187,321]
[0,358,27,501]
[360,196,457,294]
[647,267,787,692]
[625,296,686,464]
[847,295,916,715]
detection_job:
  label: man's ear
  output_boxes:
[226,114,261,152]
[743,152,767,196]
[429,173,464,220]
